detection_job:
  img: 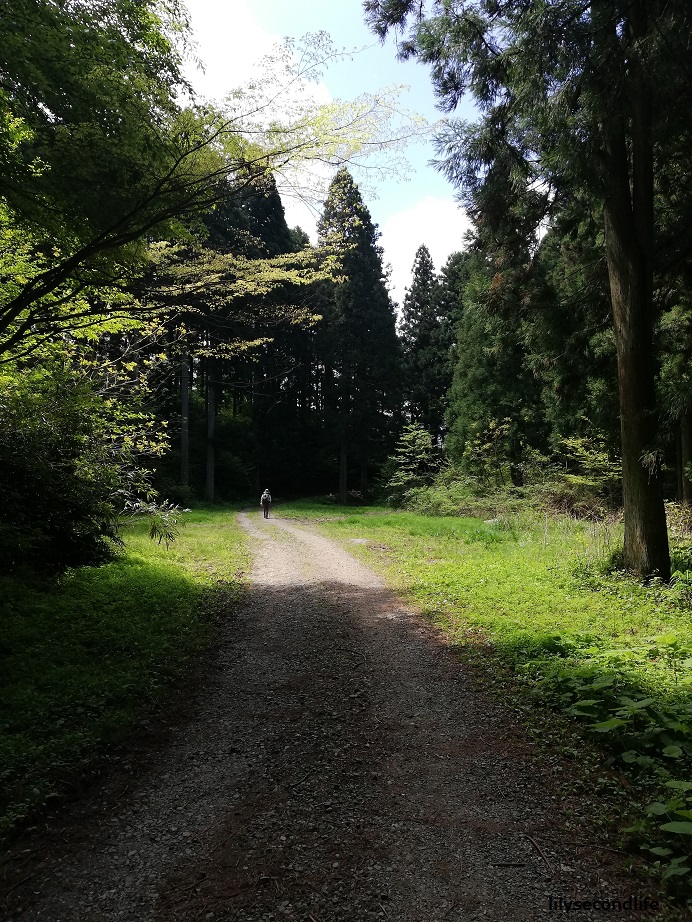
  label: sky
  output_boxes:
[181,0,475,303]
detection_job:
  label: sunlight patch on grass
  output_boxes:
[292,502,692,889]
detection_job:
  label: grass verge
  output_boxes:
[0,505,248,840]
[278,498,692,902]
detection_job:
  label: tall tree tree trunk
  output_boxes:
[251,367,261,495]
[599,3,669,578]
[180,347,189,488]
[681,412,692,504]
[339,426,348,504]
[205,358,216,503]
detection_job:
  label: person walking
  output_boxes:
[260,488,272,519]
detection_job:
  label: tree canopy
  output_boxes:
[0,17,424,358]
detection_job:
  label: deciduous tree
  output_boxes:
[0,14,423,358]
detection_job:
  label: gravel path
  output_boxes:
[1,513,664,921]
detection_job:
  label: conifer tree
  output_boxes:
[150,177,324,500]
[364,0,692,577]
[317,168,401,501]
[399,245,449,441]
[525,211,619,452]
[437,252,473,333]
[445,255,545,487]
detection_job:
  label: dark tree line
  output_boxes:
[151,168,401,505]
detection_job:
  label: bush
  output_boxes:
[540,436,622,518]
[0,355,170,572]
[154,473,197,507]
[0,365,121,571]
[388,434,622,522]
[402,475,479,516]
[378,424,442,504]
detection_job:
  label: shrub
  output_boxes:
[379,424,442,504]
[402,476,479,516]
[0,365,121,571]
[0,355,171,572]
[540,436,622,518]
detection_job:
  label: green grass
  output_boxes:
[279,499,692,892]
[0,506,248,839]
[281,500,692,694]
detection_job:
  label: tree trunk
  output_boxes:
[599,3,669,578]
[360,459,368,496]
[180,348,189,488]
[251,367,261,494]
[681,412,692,504]
[205,358,216,503]
[339,427,348,504]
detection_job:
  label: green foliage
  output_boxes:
[146,238,327,356]
[317,168,402,490]
[460,418,520,489]
[0,0,209,355]
[0,0,189,234]
[380,424,442,503]
[0,363,120,570]
[526,215,618,449]
[365,0,692,579]
[541,436,622,518]
[657,294,692,495]
[411,430,621,521]
[0,508,248,840]
[204,176,296,258]
[150,174,335,501]
[122,499,182,547]
[445,259,546,484]
[395,475,481,517]
[526,651,692,890]
[399,245,451,439]
[0,22,422,357]
[0,344,172,572]
[0,13,424,542]
[365,0,692,256]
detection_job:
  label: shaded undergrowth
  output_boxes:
[0,506,248,840]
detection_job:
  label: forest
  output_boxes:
[3,0,692,913]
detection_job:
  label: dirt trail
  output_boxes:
[1,514,659,921]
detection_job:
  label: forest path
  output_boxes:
[4,513,647,921]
